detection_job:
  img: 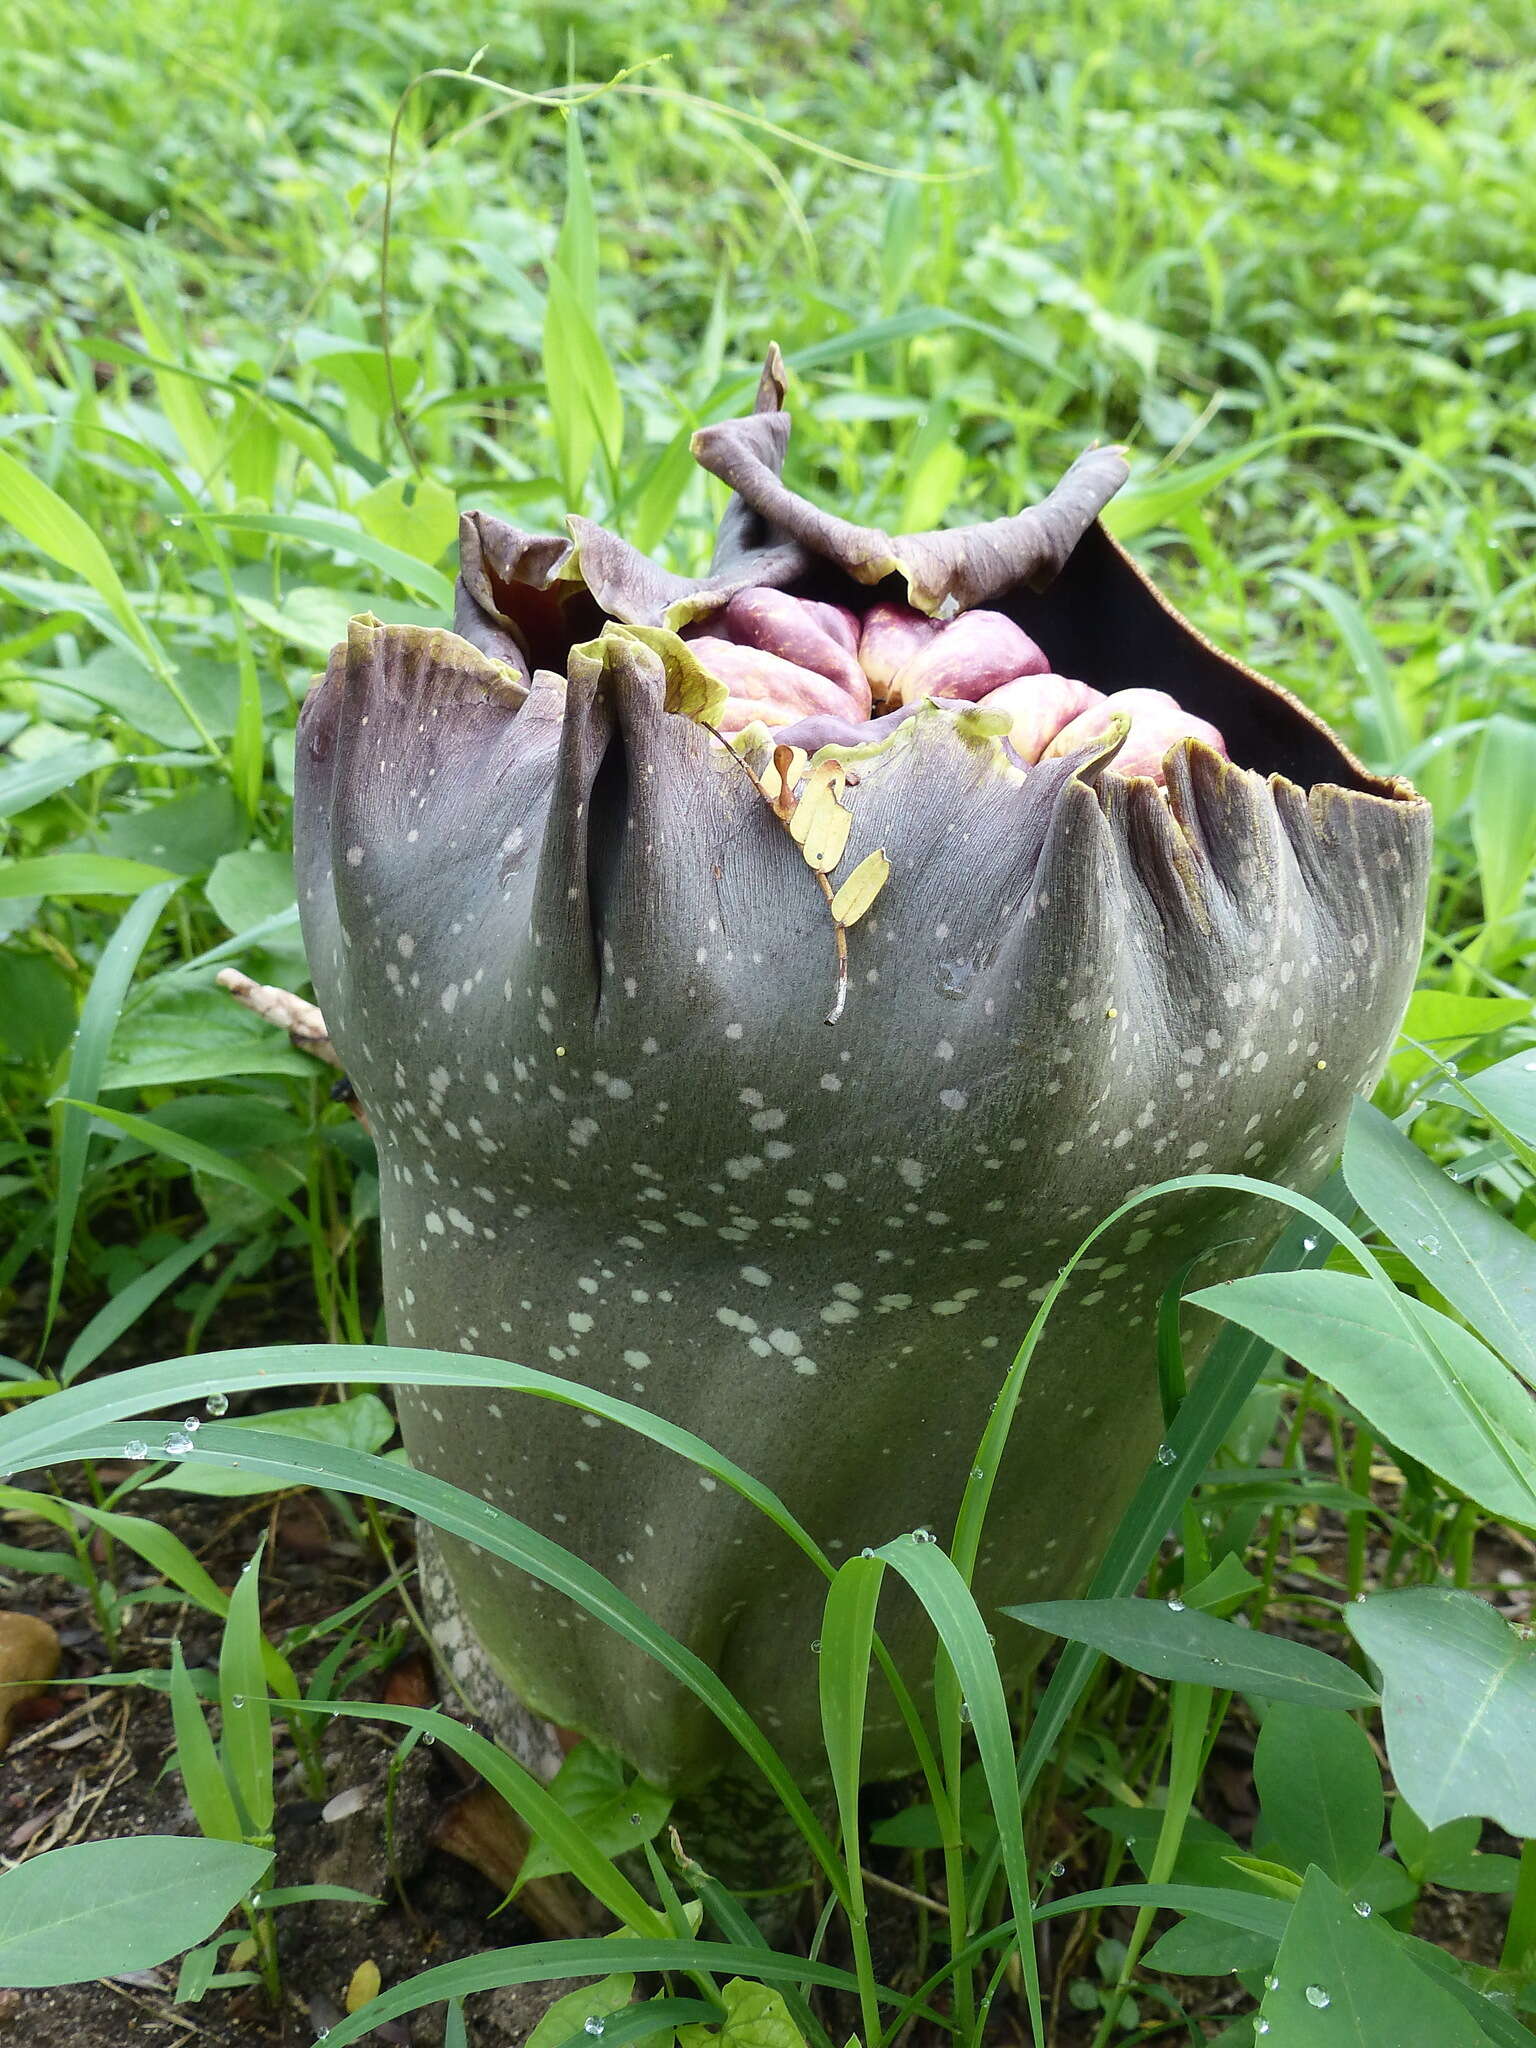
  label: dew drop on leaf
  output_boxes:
[1167,1598,1186,1613]
[1302,1236,1318,1251]
[1305,1985,1331,2009]
[583,2020,606,2038]
[124,1440,149,1461]
[1415,1234,1442,1257]
[1353,1899,1372,1916]
[181,1416,202,1432]
[164,1431,194,1457]
[1156,1443,1177,1467]
[206,1393,230,1417]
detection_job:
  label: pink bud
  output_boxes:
[886,609,1051,707]
[857,602,943,695]
[976,675,1105,764]
[714,589,870,715]
[1042,688,1230,783]
[687,637,861,733]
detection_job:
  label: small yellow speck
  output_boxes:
[1315,1059,1327,1070]
[555,1045,567,1057]
[1105,1006,1118,1020]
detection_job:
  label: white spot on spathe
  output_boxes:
[819,1073,842,1092]
[821,1300,859,1325]
[935,1038,955,1060]
[939,1088,968,1112]
[441,985,458,1014]
[898,1158,927,1188]
[767,1328,802,1356]
[397,934,415,958]
[345,845,364,866]
[569,1311,594,1334]
[624,1348,650,1369]
[424,1211,445,1234]
[725,1023,744,1041]
[741,1265,771,1286]
[749,1107,786,1132]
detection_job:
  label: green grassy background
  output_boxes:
[4,0,1535,1420]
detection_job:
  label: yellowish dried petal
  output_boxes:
[346,1960,382,2013]
[828,848,890,927]
[789,759,852,872]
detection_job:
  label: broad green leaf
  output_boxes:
[197,511,454,607]
[48,879,180,1339]
[678,1977,807,2048]
[1254,1706,1383,1886]
[1140,1915,1278,1977]
[101,984,315,1089]
[0,855,177,898]
[517,1742,671,1889]
[0,446,161,667]
[1188,1268,1536,1529]
[144,1394,397,1497]
[170,1642,243,1844]
[1437,1049,1536,1150]
[232,586,442,659]
[352,478,459,574]
[0,1836,270,1987]
[204,847,300,938]
[525,1974,637,2048]
[94,783,246,877]
[1002,1597,1377,1709]
[1348,1588,1536,1836]
[0,740,115,818]
[55,1101,304,1221]
[1398,990,1531,1055]
[0,951,74,1066]
[1344,1100,1536,1388]
[1472,714,1536,938]
[1256,1867,1491,2046]
[306,1938,868,2048]
[219,1546,274,1836]
[544,265,624,503]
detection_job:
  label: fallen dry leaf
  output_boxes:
[345,1959,382,2013]
[0,1614,60,1753]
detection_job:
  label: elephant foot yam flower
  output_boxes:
[295,347,1430,1807]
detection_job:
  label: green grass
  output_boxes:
[2,1,1536,2042]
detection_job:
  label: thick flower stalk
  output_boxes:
[294,352,1430,1805]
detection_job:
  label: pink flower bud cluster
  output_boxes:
[685,591,1228,783]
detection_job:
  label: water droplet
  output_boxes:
[1353,1899,1372,1917]
[1415,1234,1441,1258]
[206,1393,230,1417]
[628,1812,642,1825]
[167,514,184,527]
[1256,2023,1271,2037]
[810,1639,822,1654]
[936,959,976,1001]
[1050,1860,1066,1878]
[583,2019,605,2037]
[860,1546,875,1558]
[1156,1443,1178,1467]
[230,1695,246,1710]
[1305,1985,1331,2009]
[958,1700,972,1724]
[181,1416,201,1432]
[911,1527,937,1544]
[123,1440,149,1461]
[1445,1061,1460,1077]
[1167,1598,1186,1613]
[164,1431,194,1457]
[970,1466,985,1480]
[422,1732,436,1746]
[1263,1975,1279,1991]
[1302,1236,1318,1251]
